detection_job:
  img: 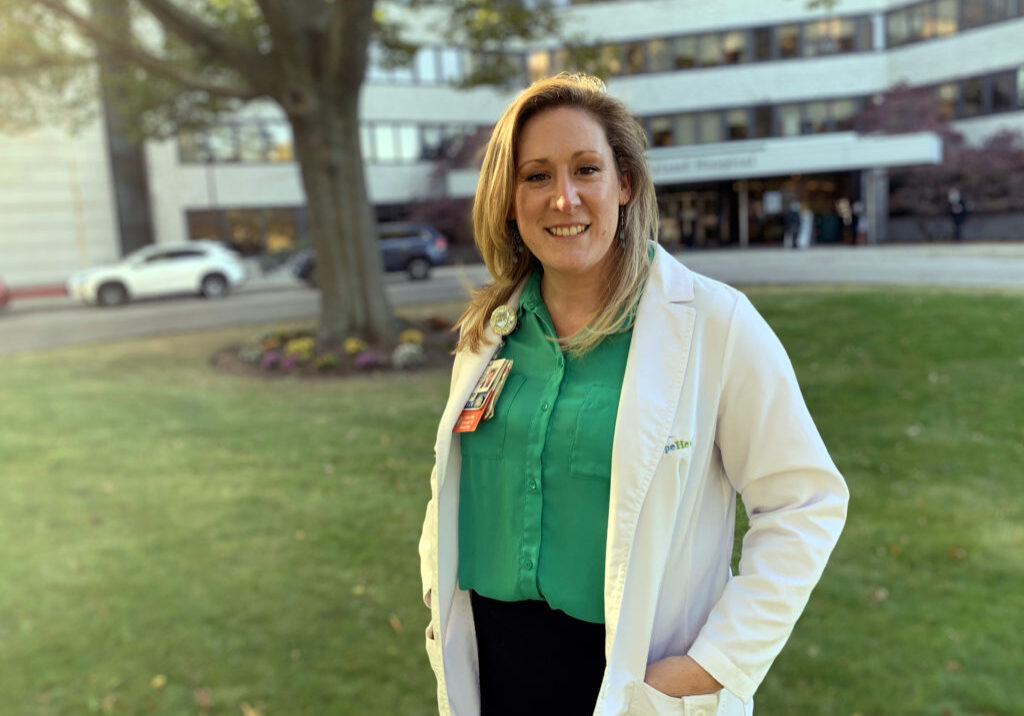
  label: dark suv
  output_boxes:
[293,222,449,285]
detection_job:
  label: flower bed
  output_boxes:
[212,317,458,378]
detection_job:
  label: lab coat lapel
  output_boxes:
[435,280,529,489]
[605,245,696,642]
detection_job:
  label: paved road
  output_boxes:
[2,242,1022,356]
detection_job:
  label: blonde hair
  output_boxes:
[455,73,658,356]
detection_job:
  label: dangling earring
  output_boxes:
[507,220,523,257]
[618,206,627,249]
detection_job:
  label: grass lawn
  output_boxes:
[1,287,1022,715]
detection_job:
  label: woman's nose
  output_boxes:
[552,173,580,212]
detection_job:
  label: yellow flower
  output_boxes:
[344,337,369,355]
[399,329,424,345]
[284,337,316,359]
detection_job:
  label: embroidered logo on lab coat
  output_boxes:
[663,439,692,455]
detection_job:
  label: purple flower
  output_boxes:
[260,350,282,370]
[354,351,380,369]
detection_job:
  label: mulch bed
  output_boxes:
[210,317,458,380]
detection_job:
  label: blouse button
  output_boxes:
[541,402,549,411]
[528,480,538,490]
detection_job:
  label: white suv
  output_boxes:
[67,241,247,306]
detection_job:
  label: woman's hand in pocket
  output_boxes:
[644,655,721,698]
[424,589,434,640]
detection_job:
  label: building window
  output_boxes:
[752,27,773,61]
[675,114,697,145]
[360,126,375,162]
[777,25,801,58]
[988,0,1020,21]
[932,0,959,37]
[962,0,987,28]
[267,122,294,162]
[992,70,1017,111]
[264,209,300,254]
[624,42,646,73]
[237,124,270,163]
[187,210,222,242]
[439,47,464,83]
[831,99,858,130]
[179,132,209,163]
[961,77,985,116]
[647,39,672,72]
[804,18,856,56]
[698,33,724,67]
[650,116,674,146]
[226,209,265,255]
[207,126,239,162]
[753,105,773,137]
[698,112,722,143]
[395,124,421,163]
[414,47,440,84]
[726,108,749,139]
[936,83,957,119]
[722,31,747,64]
[673,37,697,69]
[599,44,623,75]
[373,125,397,162]
[778,104,802,136]
[887,9,910,46]
[906,4,929,42]
[803,101,829,133]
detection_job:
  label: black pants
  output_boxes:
[470,591,606,716]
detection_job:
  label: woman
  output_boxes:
[419,73,848,716]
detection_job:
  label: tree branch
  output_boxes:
[132,0,267,78]
[33,0,260,100]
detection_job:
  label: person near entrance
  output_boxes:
[419,73,849,716]
[782,201,801,248]
[948,187,969,241]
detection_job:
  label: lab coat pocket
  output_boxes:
[628,681,722,716]
[570,386,619,480]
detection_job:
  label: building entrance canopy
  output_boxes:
[446,131,941,199]
[647,131,941,185]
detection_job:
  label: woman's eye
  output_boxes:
[525,173,548,182]
[578,165,600,175]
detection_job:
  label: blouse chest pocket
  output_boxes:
[458,373,526,459]
[569,386,620,481]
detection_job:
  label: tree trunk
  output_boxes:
[289,91,393,346]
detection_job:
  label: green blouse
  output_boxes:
[457,270,633,624]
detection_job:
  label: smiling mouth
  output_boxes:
[546,224,589,237]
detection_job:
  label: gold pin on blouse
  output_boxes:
[489,305,517,338]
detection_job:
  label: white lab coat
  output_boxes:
[419,243,848,715]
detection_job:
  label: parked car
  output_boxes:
[293,222,449,286]
[0,276,10,310]
[67,241,247,306]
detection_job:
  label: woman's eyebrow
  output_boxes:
[517,150,602,171]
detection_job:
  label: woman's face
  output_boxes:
[511,107,631,285]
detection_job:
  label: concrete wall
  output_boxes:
[0,119,120,287]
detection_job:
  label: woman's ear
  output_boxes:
[618,171,632,205]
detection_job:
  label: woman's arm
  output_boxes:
[684,293,849,701]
